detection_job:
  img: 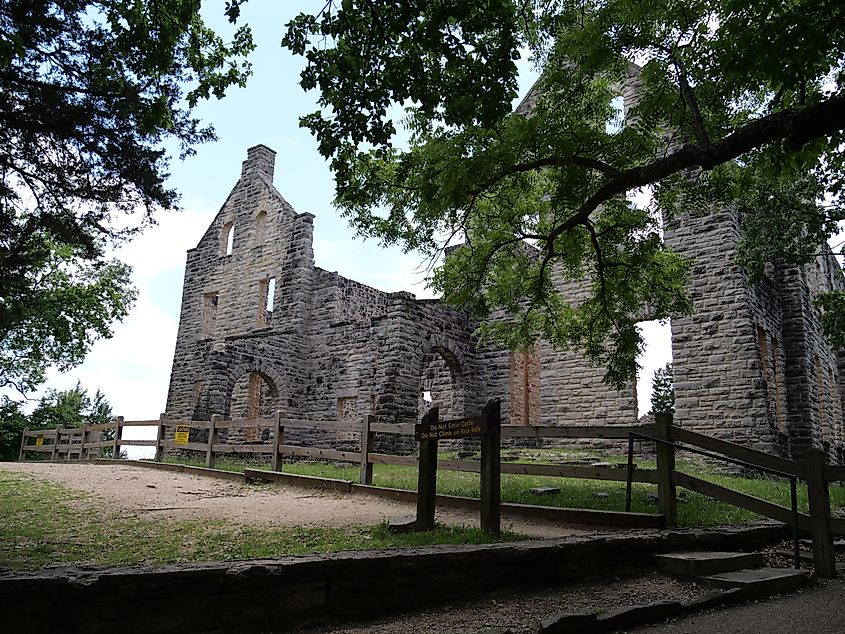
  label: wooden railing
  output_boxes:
[24,411,841,575]
[19,414,658,487]
[17,417,160,461]
[624,413,845,578]
[156,414,659,486]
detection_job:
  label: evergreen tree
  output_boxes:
[650,363,675,416]
[1,1,253,395]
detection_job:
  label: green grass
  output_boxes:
[164,450,845,528]
[0,470,521,571]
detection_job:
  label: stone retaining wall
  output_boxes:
[1,524,787,634]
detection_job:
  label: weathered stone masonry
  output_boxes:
[166,145,635,449]
[664,209,845,463]
[165,144,844,462]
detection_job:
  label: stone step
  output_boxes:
[702,567,810,599]
[654,551,766,577]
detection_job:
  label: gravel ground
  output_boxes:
[297,572,706,633]
[0,462,602,538]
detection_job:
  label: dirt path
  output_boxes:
[633,577,845,634]
[0,462,601,538]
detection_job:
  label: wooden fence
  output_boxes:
[17,417,160,461]
[18,412,844,576]
[18,414,659,487]
[635,413,845,578]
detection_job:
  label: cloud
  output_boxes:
[636,320,674,417]
[115,207,211,283]
[30,205,215,458]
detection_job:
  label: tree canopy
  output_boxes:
[0,383,117,460]
[284,0,845,386]
[1,1,253,394]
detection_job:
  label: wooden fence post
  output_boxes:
[52,427,62,461]
[654,412,677,527]
[480,399,502,535]
[416,407,439,531]
[154,414,165,462]
[271,411,284,472]
[80,424,88,460]
[360,414,375,485]
[805,449,836,577]
[18,428,28,462]
[207,415,220,469]
[112,416,124,459]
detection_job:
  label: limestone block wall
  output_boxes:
[539,270,638,428]
[164,147,514,454]
[165,145,315,422]
[777,250,845,460]
[664,210,780,452]
[666,207,845,461]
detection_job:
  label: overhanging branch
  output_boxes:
[546,90,845,244]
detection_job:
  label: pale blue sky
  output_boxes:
[35,1,736,454]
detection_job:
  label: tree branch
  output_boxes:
[545,90,845,245]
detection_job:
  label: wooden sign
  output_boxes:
[415,400,501,536]
[414,415,487,441]
[174,424,190,445]
[35,433,44,447]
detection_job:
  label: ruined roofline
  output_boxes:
[514,60,643,117]
[190,147,298,252]
[314,265,446,307]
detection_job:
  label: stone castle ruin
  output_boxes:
[164,142,845,463]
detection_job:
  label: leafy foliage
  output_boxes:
[284,0,845,385]
[0,383,120,460]
[28,382,113,430]
[0,245,135,395]
[1,1,254,393]
[649,362,675,415]
[0,398,29,461]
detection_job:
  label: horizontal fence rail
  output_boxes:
[626,413,843,577]
[17,410,843,577]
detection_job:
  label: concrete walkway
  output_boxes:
[634,577,845,633]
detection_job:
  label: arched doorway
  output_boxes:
[418,344,466,421]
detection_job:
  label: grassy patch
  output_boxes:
[0,470,520,571]
[162,450,845,528]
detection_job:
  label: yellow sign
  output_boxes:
[174,424,190,445]
[35,433,44,447]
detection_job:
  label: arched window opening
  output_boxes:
[222,222,234,256]
[254,210,268,245]
[228,371,278,443]
[418,346,465,421]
